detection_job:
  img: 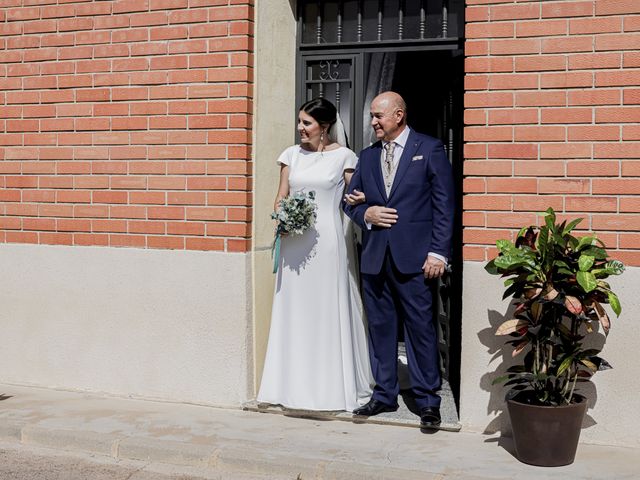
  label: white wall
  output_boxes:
[252,0,297,391]
[0,244,252,407]
[460,261,640,447]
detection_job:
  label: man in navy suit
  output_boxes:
[344,91,455,428]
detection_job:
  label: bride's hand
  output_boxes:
[344,189,366,206]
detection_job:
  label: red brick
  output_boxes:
[463,246,487,261]
[513,195,563,212]
[487,178,537,193]
[542,36,593,54]
[188,23,228,38]
[540,143,592,158]
[186,207,225,221]
[463,228,513,245]
[206,191,251,206]
[625,16,640,32]
[93,191,128,204]
[623,125,640,140]
[569,89,620,106]
[568,53,622,70]
[110,235,146,248]
[464,160,512,176]
[464,109,486,125]
[595,143,640,159]
[596,0,640,16]
[167,222,205,236]
[621,197,640,211]
[514,126,565,142]
[567,160,620,176]
[596,33,640,51]
[110,206,147,219]
[464,126,513,142]
[488,74,539,91]
[541,108,592,124]
[515,55,566,72]
[466,22,514,39]
[516,91,566,107]
[566,196,618,212]
[596,70,640,87]
[167,161,207,175]
[623,52,640,67]
[113,0,150,14]
[570,16,622,34]
[542,1,593,18]
[463,143,487,159]
[465,57,513,73]
[538,179,590,194]
[620,234,640,248]
[130,192,166,205]
[514,160,565,177]
[129,161,166,174]
[148,176,186,190]
[568,126,621,141]
[541,72,593,89]
[149,25,188,40]
[185,237,224,251]
[592,215,640,231]
[465,40,489,56]
[593,179,640,194]
[623,89,640,104]
[596,107,640,123]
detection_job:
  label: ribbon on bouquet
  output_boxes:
[271,233,281,273]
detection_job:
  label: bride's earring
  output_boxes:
[320,130,325,143]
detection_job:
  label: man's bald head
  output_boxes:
[370,91,407,142]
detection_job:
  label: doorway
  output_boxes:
[294,0,465,425]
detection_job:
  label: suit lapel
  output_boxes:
[388,130,421,200]
[369,143,387,199]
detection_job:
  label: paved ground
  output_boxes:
[1,384,639,479]
[0,442,280,480]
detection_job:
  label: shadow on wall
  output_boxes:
[0,394,12,401]
[477,308,602,436]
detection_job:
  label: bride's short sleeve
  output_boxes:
[276,145,296,166]
[343,149,358,171]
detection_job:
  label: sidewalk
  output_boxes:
[0,384,638,479]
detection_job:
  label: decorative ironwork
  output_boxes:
[318,59,342,80]
[299,0,463,45]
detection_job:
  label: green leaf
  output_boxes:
[578,255,595,272]
[577,235,596,251]
[605,260,625,276]
[557,356,574,376]
[563,217,583,235]
[608,292,622,316]
[577,271,597,293]
[496,239,515,254]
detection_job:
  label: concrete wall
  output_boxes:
[460,261,640,448]
[251,0,297,392]
[0,244,252,407]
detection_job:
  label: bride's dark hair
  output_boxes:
[300,98,337,127]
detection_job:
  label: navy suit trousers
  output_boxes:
[361,249,442,409]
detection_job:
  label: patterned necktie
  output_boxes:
[384,141,396,176]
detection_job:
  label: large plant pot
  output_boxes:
[507,393,588,467]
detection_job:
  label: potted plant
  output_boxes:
[485,207,624,466]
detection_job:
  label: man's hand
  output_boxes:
[422,255,446,279]
[344,189,366,206]
[364,206,398,228]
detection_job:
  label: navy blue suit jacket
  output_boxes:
[344,129,455,275]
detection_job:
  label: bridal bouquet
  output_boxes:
[271,190,317,273]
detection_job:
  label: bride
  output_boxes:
[257,98,373,411]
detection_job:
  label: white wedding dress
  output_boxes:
[257,145,373,411]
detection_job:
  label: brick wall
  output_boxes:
[0,0,253,252]
[464,0,640,266]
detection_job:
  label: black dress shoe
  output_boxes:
[353,399,399,416]
[419,406,441,428]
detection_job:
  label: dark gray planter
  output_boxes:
[507,393,588,467]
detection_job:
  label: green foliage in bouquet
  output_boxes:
[271,190,317,273]
[272,190,317,236]
[485,208,625,406]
